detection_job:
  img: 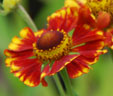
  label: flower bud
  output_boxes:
[2,0,20,14]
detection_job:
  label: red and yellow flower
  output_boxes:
[4,1,112,87]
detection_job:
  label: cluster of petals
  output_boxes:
[4,1,113,87]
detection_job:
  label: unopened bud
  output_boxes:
[1,0,20,14]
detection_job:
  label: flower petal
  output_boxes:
[40,64,50,87]
[49,55,79,76]
[72,25,104,45]
[8,27,36,51]
[75,55,99,65]
[72,40,107,58]
[65,0,95,26]
[78,5,96,26]
[47,7,78,33]
[19,27,36,40]
[4,49,34,67]
[4,49,33,58]
[4,48,43,87]
[104,29,113,49]
[11,58,42,87]
[66,56,90,78]
[64,0,80,8]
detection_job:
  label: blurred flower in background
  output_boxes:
[78,0,113,21]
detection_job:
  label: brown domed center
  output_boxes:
[36,31,64,50]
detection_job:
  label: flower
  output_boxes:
[4,2,108,87]
[71,0,113,49]
[85,0,113,21]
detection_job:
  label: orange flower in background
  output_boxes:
[4,1,111,87]
[71,0,113,49]
[94,11,113,49]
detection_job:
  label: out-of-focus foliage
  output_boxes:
[0,0,113,96]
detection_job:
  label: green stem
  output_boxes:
[53,74,66,96]
[60,68,78,96]
[17,4,37,32]
[109,48,113,61]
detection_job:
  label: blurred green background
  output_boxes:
[0,0,113,96]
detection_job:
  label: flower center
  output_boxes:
[37,31,63,50]
[33,30,72,61]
